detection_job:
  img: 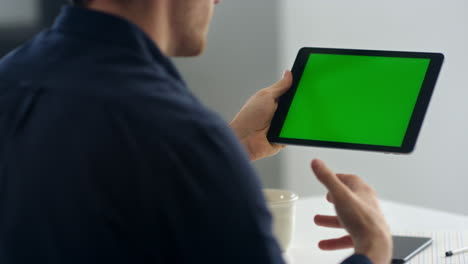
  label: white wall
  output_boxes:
[0,1,39,25]
[174,0,283,188]
[280,0,468,215]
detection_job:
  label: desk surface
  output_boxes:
[285,196,468,263]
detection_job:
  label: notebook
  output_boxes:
[392,231,468,264]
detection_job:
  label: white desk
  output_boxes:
[285,197,468,263]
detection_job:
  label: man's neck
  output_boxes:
[86,1,171,55]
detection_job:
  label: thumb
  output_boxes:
[269,70,293,98]
[311,159,349,198]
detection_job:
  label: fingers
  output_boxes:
[269,70,293,98]
[318,235,354,251]
[326,192,334,203]
[311,159,349,198]
[269,144,286,155]
[271,143,286,149]
[314,215,342,228]
[336,173,364,191]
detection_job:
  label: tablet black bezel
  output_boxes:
[267,47,444,153]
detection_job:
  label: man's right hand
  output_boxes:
[311,159,393,264]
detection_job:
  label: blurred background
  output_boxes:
[0,0,62,55]
[1,0,467,215]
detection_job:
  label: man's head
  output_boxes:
[69,0,220,57]
[162,0,220,57]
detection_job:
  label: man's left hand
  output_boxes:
[230,70,293,161]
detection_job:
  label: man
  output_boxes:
[0,0,392,263]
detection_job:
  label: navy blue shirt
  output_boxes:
[0,6,371,264]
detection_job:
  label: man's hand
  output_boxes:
[311,159,393,264]
[230,71,292,161]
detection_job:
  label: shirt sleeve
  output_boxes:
[341,254,373,264]
[160,117,285,263]
[115,101,286,264]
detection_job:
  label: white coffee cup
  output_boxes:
[263,189,299,252]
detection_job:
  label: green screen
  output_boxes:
[279,53,430,147]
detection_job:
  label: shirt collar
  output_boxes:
[51,5,183,81]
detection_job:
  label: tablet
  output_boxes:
[268,47,444,153]
[392,235,433,263]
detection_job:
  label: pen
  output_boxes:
[445,246,468,257]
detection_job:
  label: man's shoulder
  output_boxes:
[0,27,179,96]
[0,24,237,157]
[112,89,228,143]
